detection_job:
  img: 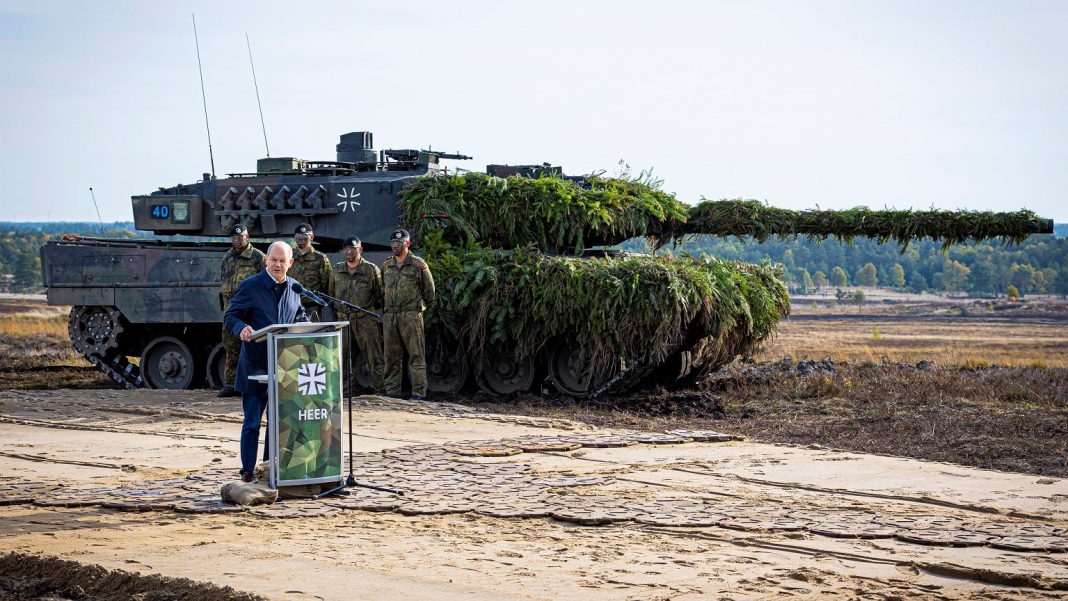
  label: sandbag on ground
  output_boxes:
[220,482,278,506]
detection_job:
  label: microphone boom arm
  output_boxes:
[317,291,382,321]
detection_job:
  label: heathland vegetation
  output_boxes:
[627,227,1068,298]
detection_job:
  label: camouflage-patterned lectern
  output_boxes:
[249,321,348,490]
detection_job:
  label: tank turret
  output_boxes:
[128,131,451,249]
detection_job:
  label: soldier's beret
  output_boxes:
[229,224,248,236]
[294,223,313,235]
[343,236,361,248]
[391,229,410,241]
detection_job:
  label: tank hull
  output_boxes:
[42,236,784,398]
[42,239,230,389]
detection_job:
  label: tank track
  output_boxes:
[589,340,686,399]
[589,360,657,398]
[68,306,144,389]
[85,352,144,390]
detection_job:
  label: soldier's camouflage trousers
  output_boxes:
[222,325,241,388]
[383,311,426,397]
[349,316,384,391]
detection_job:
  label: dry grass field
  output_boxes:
[756,294,1068,368]
[0,296,110,389]
[0,297,69,339]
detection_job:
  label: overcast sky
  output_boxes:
[1,0,1065,223]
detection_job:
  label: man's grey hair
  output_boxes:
[266,240,293,260]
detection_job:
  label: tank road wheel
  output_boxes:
[206,343,226,389]
[68,306,124,357]
[477,352,536,396]
[547,340,617,398]
[426,337,468,394]
[141,337,200,390]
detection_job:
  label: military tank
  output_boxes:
[40,131,1053,397]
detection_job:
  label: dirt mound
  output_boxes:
[0,553,264,601]
[0,365,115,390]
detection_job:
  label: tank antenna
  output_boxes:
[88,187,105,234]
[245,33,270,158]
[192,14,216,178]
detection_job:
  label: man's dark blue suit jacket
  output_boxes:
[223,269,309,395]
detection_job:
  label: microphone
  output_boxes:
[291,282,327,307]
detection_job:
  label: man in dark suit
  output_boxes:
[223,240,309,482]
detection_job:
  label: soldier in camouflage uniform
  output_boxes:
[334,236,385,392]
[381,228,435,400]
[218,223,266,397]
[290,223,335,321]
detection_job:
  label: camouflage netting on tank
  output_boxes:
[400,172,687,253]
[401,173,1048,253]
[423,245,789,377]
[678,200,1048,250]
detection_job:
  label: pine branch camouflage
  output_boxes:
[401,173,1049,254]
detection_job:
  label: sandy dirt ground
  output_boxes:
[1,389,1067,600]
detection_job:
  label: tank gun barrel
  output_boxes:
[670,200,1054,250]
[432,151,472,161]
[401,172,1054,253]
[383,149,471,163]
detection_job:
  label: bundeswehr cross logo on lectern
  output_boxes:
[297,363,326,395]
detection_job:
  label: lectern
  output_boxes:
[249,321,348,489]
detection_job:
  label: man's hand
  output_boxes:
[240,325,254,342]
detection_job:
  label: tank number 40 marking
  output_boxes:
[336,187,361,212]
[150,204,170,219]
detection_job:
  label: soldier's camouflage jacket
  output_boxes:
[219,243,266,308]
[333,258,383,318]
[381,254,435,313]
[292,246,335,303]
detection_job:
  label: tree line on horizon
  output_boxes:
[628,229,1068,298]
[2,221,1067,296]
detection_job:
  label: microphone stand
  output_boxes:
[315,291,381,321]
[315,291,403,497]
[346,324,355,487]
